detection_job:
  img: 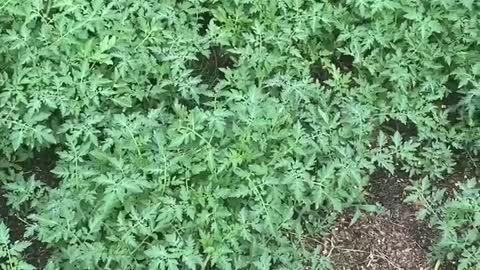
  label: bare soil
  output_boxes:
[324,172,438,270]
[441,156,479,197]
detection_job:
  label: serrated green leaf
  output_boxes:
[11,130,24,150]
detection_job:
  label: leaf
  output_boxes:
[11,130,24,150]
[112,96,133,108]
[377,131,387,148]
[11,241,31,253]
[350,210,362,226]
[382,160,395,174]
[169,133,188,148]
[472,63,480,75]
[461,0,474,9]
[392,131,402,147]
[29,112,51,123]
[18,262,36,270]
[404,10,422,21]
[40,128,57,144]
[99,36,116,52]
[416,208,429,221]
[0,222,10,245]
[207,148,215,173]
[330,197,343,212]
[253,254,272,270]
[145,246,166,259]
[318,108,329,123]
[183,254,202,269]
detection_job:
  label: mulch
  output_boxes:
[322,172,438,270]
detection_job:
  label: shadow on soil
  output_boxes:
[191,46,234,88]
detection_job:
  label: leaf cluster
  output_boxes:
[0,0,479,269]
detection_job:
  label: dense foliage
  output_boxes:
[0,0,478,269]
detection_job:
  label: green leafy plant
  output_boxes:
[406,178,480,269]
[0,0,479,269]
[0,222,34,270]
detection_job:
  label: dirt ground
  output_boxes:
[324,172,438,270]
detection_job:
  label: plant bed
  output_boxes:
[0,184,51,269]
[0,0,479,269]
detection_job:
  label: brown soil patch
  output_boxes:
[191,46,234,87]
[324,172,437,270]
[440,156,479,197]
[325,212,431,270]
[20,147,59,188]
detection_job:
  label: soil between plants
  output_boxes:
[0,148,58,269]
[324,172,438,270]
